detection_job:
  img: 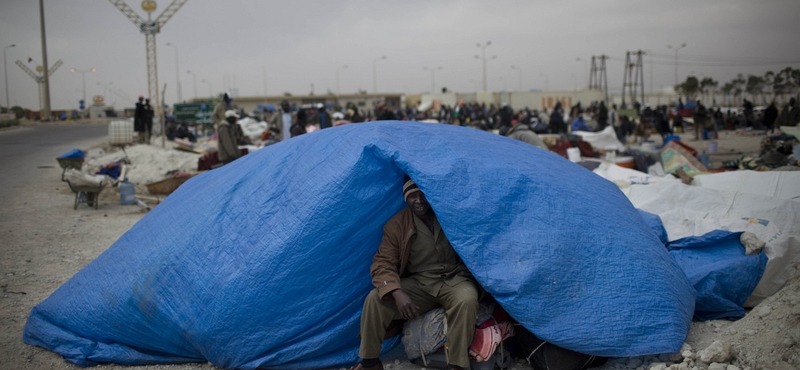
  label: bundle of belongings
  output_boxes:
[402,300,610,370]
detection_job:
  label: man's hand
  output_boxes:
[391,289,419,320]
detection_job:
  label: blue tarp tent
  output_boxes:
[24,122,695,369]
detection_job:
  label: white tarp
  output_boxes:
[573,125,626,151]
[693,170,800,201]
[592,162,680,188]
[622,181,799,307]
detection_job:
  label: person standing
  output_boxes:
[549,102,566,134]
[143,98,154,144]
[693,101,708,140]
[763,101,779,134]
[212,92,234,129]
[777,98,799,130]
[134,96,146,143]
[217,110,241,165]
[596,101,609,131]
[269,100,297,140]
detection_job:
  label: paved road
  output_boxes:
[0,124,108,202]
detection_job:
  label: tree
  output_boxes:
[675,76,700,100]
[745,75,766,103]
[700,77,718,105]
[720,82,735,105]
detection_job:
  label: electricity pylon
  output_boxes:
[621,50,645,108]
[108,0,188,146]
[588,55,609,103]
[15,59,62,116]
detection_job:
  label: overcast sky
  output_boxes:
[2,0,800,110]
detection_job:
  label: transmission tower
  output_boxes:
[15,59,62,116]
[621,50,645,108]
[108,0,188,147]
[588,55,609,103]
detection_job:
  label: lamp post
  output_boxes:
[510,65,523,91]
[336,64,348,95]
[70,67,96,112]
[186,70,197,99]
[166,42,181,103]
[475,41,494,92]
[372,55,386,93]
[667,43,687,86]
[576,57,588,89]
[201,78,213,99]
[539,72,549,91]
[3,44,15,110]
[423,66,442,94]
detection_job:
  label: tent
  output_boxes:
[24,121,694,369]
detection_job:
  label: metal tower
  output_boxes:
[588,55,609,103]
[621,50,645,108]
[15,59,62,116]
[108,0,188,144]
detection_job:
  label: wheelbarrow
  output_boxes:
[57,155,105,210]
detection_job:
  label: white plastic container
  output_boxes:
[109,119,134,145]
[567,147,581,162]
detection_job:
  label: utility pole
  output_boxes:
[3,44,15,110]
[423,66,442,93]
[588,55,609,103]
[475,41,494,92]
[108,0,189,148]
[667,43,687,86]
[39,0,52,120]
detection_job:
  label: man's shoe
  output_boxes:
[349,360,383,370]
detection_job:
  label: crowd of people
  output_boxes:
[147,91,800,168]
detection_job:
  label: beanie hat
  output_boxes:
[403,175,421,202]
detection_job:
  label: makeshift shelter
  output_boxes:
[24,122,695,369]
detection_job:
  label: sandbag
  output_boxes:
[23,121,694,369]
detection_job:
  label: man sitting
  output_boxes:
[351,176,479,370]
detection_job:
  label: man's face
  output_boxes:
[281,101,291,112]
[406,191,431,217]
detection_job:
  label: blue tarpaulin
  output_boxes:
[24,121,695,369]
[667,230,768,321]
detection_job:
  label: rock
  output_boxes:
[681,343,693,352]
[670,352,685,362]
[744,329,757,336]
[784,338,795,346]
[727,328,738,335]
[698,341,733,363]
[628,357,644,368]
[649,363,667,370]
[726,366,740,370]
[669,363,690,370]
[756,305,772,318]
[707,363,727,370]
[682,349,696,360]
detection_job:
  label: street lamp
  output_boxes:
[70,67,96,112]
[166,42,181,103]
[3,44,15,110]
[576,57,588,89]
[373,55,386,93]
[186,70,197,99]
[510,65,523,91]
[423,66,442,94]
[539,72,549,91]
[336,64,348,95]
[201,78,213,99]
[475,41,495,92]
[667,43,687,86]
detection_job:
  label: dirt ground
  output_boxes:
[0,126,795,370]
